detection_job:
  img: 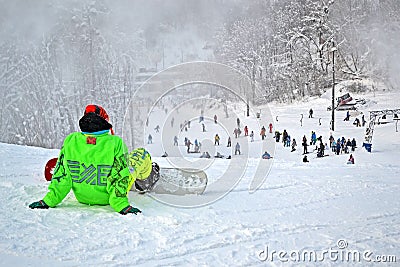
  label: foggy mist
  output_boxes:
[1,0,399,148]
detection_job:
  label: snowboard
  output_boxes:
[144,168,207,195]
[44,158,207,195]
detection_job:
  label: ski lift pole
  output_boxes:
[300,114,303,126]
[331,41,337,132]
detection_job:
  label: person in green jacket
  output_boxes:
[29,104,153,215]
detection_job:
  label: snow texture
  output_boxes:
[0,91,399,266]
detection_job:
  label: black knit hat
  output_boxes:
[79,104,113,134]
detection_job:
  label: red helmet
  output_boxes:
[84,104,110,121]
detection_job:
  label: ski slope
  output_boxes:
[0,90,399,266]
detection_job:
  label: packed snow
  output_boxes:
[0,90,399,266]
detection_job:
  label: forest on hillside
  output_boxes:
[1,0,399,148]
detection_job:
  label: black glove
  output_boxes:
[120,205,141,215]
[29,200,49,209]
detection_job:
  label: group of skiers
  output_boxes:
[260,123,274,140]
[330,136,357,155]
[270,124,359,164]
[175,115,249,158]
[344,111,366,127]
[184,137,202,153]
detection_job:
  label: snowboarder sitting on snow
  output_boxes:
[200,151,211,158]
[262,151,272,159]
[303,155,309,162]
[29,105,154,215]
[215,152,224,158]
[347,154,355,164]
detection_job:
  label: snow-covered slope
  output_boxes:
[0,91,399,266]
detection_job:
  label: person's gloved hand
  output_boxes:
[29,200,49,209]
[120,205,142,215]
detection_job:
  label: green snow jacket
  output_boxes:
[43,132,132,212]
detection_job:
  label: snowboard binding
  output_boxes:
[135,162,160,192]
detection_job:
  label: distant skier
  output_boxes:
[154,125,160,133]
[336,139,341,155]
[282,130,288,146]
[244,126,248,136]
[194,139,200,153]
[344,111,350,121]
[269,123,273,133]
[148,134,153,144]
[174,136,178,146]
[302,135,308,154]
[261,126,266,140]
[353,118,361,127]
[329,134,334,148]
[214,114,218,124]
[311,131,317,145]
[186,139,192,153]
[214,134,220,145]
[291,138,297,152]
[362,114,366,126]
[317,141,325,157]
[234,128,239,138]
[235,142,241,155]
[274,131,281,142]
[286,135,291,147]
[309,108,313,118]
[332,139,337,153]
[351,138,357,151]
[227,136,232,147]
[250,131,254,142]
[345,139,352,154]
[199,110,204,123]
